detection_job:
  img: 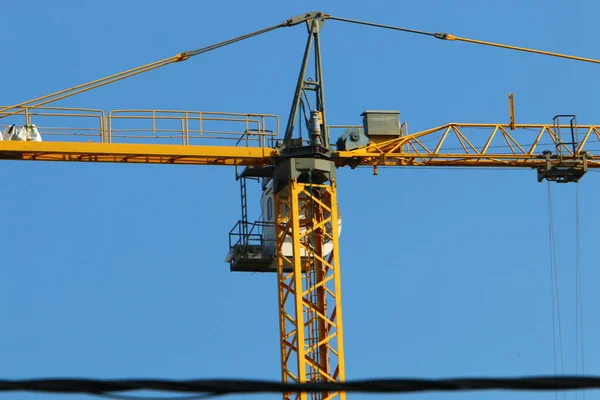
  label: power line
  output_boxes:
[102,393,213,400]
[5,376,600,398]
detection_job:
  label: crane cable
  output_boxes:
[547,181,566,400]
[441,35,600,65]
[0,23,286,119]
[328,16,600,65]
[547,181,588,400]
[575,182,586,400]
[2,13,599,120]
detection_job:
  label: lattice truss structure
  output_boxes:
[338,122,600,168]
[2,11,600,400]
[275,179,345,400]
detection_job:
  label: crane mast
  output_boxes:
[275,16,344,400]
[2,10,600,400]
[231,13,345,400]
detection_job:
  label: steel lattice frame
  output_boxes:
[275,179,346,400]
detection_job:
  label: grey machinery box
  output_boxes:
[361,110,401,142]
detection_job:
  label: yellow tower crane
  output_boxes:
[1,11,599,400]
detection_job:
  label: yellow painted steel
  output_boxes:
[3,109,598,169]
[0,107,279,165]
[3,108,599,169]
[1,106,279,145]
[3,12,600,400]
[276,180,346,400]
[509,94,515,130]
[2,111,599,400]
[334,123,600,168]
[445,34,600,65]
[0,141,277,166]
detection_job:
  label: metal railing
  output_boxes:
[0,106,107,142]
[229,220,275,248]
[107,110,279,147]
[1,107,279,147]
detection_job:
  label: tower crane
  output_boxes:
[1,11,599,400]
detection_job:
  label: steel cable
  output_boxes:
[0,23,286,119]
[575,182,586,400]
[328,16,600,65]
[547,180,566,400]
[328,16,436,37]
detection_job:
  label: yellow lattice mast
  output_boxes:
[1,11,600,400]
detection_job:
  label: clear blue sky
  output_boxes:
[1,1,600,400]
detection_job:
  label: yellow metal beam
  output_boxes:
[334,123,600,168]
[0,141,277,166]
[3,122,600,170]
[276,180,345,400]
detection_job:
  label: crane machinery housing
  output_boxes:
[1,11,598,400]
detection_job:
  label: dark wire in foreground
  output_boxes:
[0,376,598,397]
